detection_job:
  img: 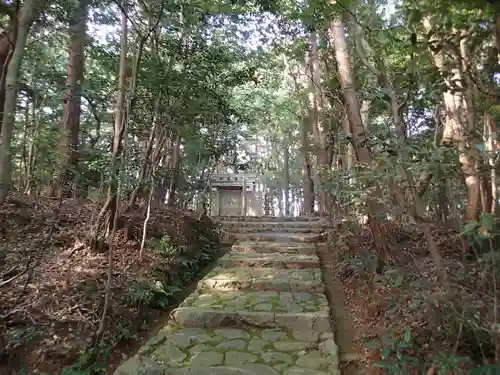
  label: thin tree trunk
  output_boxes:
[283,138,290,216]
[486,113,497,214]
[89,5,127,248]
[167,131,181,207]
[128,112,160,208]
[140,176,155,261]
[300,116,315,215]
[21,94,29,188]
[264,187,271,216]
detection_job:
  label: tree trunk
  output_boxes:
[89,5,127,248]
[264,187,271,216]
[423,19,481,222]
[154,153,169,207]
[347,8,448,282]
[423,19,483,255]
[283,138,290,216]
[50,0,88,197]
[25,74,39,195]
[167,131,181,207]
[0,0,45,205]
[309,31,331,216]
[330,17,391,273]
[300,115,315,215]
[0,5,18,134]
[20,93,29,188]
[278,188,284,216]
[288,59,315,216]
[485,113,497,214]
[128,110,162,209]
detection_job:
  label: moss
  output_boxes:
[248,328,260,338]
[269,295,280,313]
[245,294,257,310]
[167,323,185,333]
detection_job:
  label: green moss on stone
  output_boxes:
[269,295,280,313]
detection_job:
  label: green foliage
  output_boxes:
[125,280,156,307]
[365,328,500,374]
[125,234,218,309]
[155,235,180,262]
[114,319,137,343]
[366,328,422,373]
[59,342,109,375]
[20,341,111,375]
[125,279,172,309]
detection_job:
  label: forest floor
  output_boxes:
[319,223,500,374]
[0,192,222,375]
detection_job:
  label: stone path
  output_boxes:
[115,216,339,375]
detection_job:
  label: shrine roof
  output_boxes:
[210,173,259,187]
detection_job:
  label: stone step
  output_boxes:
[232,241,317,255]
[223,226,324,234]
[218,251,320,269]
[219,221,327,229]
[214,216,325,222]
[198,267,324,293]
[170,306,330,334]
[115,327,338,375]
[178,289,328,315]
[233,232,325,243]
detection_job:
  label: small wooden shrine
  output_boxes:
[209,173,262,216]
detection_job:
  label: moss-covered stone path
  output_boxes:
[115,216,339,375]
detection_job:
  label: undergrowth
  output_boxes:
[365,213,500,374]
[366,328,500,374]
[21,232,220,375]
[125,234,219,310]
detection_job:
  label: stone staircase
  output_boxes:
[115,216,339,375]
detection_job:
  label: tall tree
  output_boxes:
[50,0,88,197]
[330,15,391,273]
[0,0,49,205]
[308,31,331,215]
[0,2,19,134]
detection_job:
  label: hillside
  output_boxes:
[0,192,222,374]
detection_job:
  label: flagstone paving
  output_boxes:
[115,216,339,375]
